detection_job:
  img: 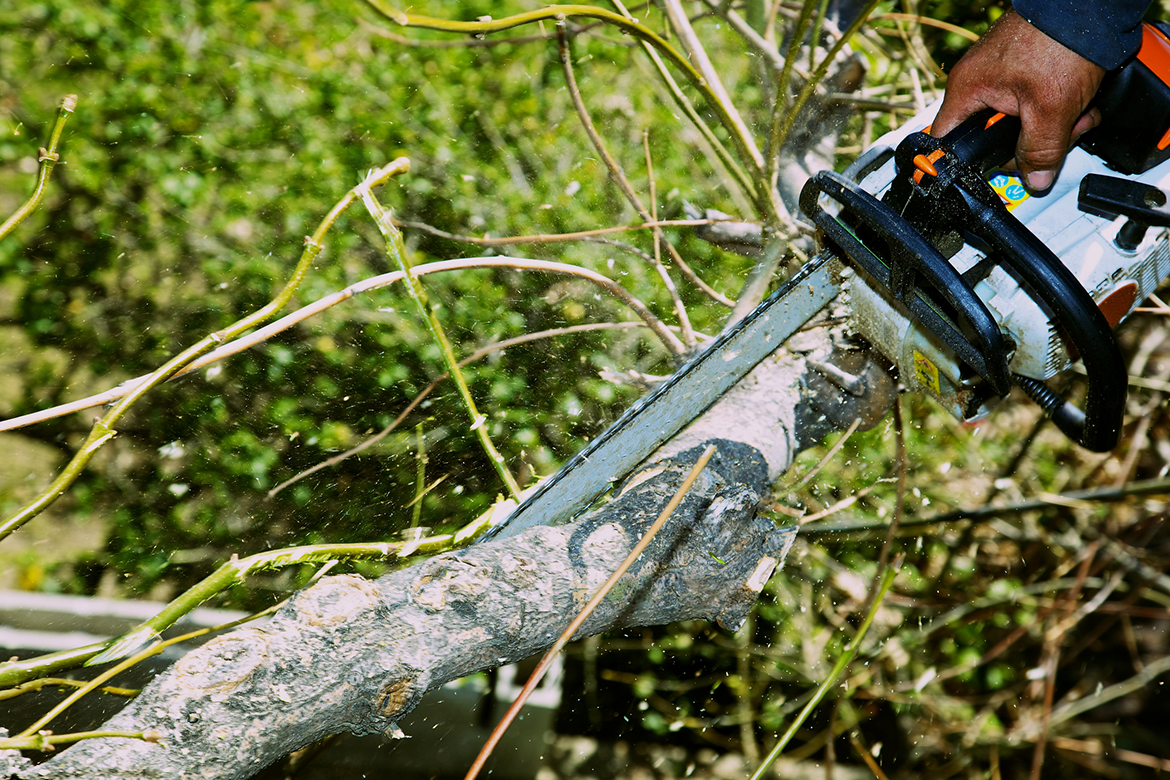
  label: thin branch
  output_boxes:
[266,322,657,498]
[0,95,76,243]
[793,480,883,524]
[0,158,412,544]
[801,474,1170,536]
[875,396,906,574]
[609,0,760,211]
[768,0,818,187]
[398,216,738,307]
[397,217,723,246]
[659,0,763,172]
[0,256,683,433]
[706,0,784,71]
[770,0,883,160]
[806,0,833,78]
[0,537,477,687]
[359,187,522,500]
[557,23,696,349]
[410,423,427,528]
[0,678,138,702]
[0,730,162,753]
[583,240,736,308]
[848,732,891,780]
[365,2,769,212]
[463,444,719,780]
[781,416,863,493]
[749,557,901,780]
[1048,653,1170,727]
[14,605,280,738]
[660,0,790,225]
[361,18,555,48]
[871,12,979,42]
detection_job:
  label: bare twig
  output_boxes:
[557,23,696,349]
[366,2,769,215]
[463,444,719,779]
[848,732,891,780]
[0,538,471,687]
[359,187,522,500]
[802,475,1170,536]
[0,729,162,753]
[770,0,883,160]
[749,557,901,780]
[875,396,906,575]
[266,321,659,498]
[609,0,760,210]
[1048,653,1170,727]
[0,256,683,433]
[0,158,411,544]
[768,0,818,187]
[871,12,979,41]
[0,95,76,243]
[397,216,738,307]
[659,0,763,170]
[0,678,138,702]
[361,18,555,48]
[396,217,723,246]
[781,416,863,493]
[14,607,277,738]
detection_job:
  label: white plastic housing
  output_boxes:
[842,103,1170,420]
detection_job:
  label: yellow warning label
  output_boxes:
[988,171,1030,212]
[913,349,941,395]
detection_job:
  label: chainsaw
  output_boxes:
[480,22,1170,542]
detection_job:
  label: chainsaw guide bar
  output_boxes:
[480,253,840,542]
[481,21,1170,541]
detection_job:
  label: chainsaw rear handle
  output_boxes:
[952,180,1126,450]
[937,110,1022,175]
[891,110,1126,451]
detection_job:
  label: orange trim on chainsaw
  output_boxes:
[913,154,939,177]
[984,112,1007,129]
[1158,124,1170,151]
[912,149,947,184]
[1138,24,1170,86]
[1097,281,1138,329]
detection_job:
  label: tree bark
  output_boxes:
[18,323,895,780]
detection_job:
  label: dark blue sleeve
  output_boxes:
[1012,0,1152,70]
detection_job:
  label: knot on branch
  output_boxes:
[410,556,495,613]
[174,629,269,695]
[294,574,381,625]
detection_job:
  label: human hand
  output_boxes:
[931,9,1107,191]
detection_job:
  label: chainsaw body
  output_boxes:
[800,23,1170,451]
[841,108,1170,422]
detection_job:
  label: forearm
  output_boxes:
[1012,0,1149,69]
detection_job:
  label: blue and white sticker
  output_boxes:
[988,171,1030,212]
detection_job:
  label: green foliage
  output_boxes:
[3,2,1170,779]
[1,0,739,598]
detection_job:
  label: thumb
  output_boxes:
[1014,109,1074,192]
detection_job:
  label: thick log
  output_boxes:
[20,325,895,779]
